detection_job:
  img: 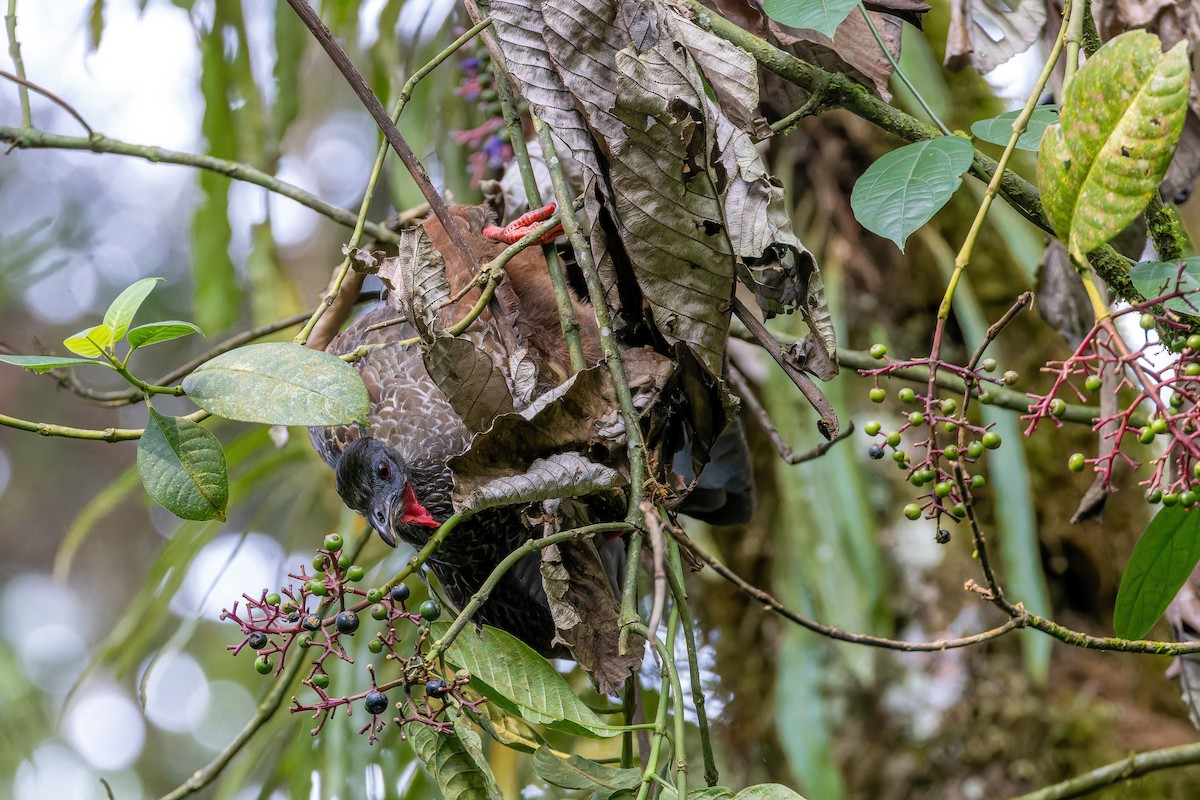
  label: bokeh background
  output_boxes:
[2,1,1200,798]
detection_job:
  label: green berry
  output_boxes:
[886,432,902,447]
[908,412,925,426]
[1164,492,1181,506]
[950,503,966,518]
[1140,313,1156,330]
[898,388,916,404]
[1186,363,1200,377]
[864,420,882,436]
[1084,375,1102,393]
[1172,392,1186,408]
[312,672,330,689]
[893,450,908,464]
[420,600,442,621]
[1049,399,1067,417]
[1152,416,1169,434]
[981,358,997,373]
[869,343,888,359]
[299,633,314,648]
[371,603,389,620]
[1189,334,1200,351]
[869,387,887,403]
[934,481,953,499]
[903,503,922,521]
[281,600,298,614]
[368,638,384,653]
[1147,488,1164,504]
[312,554,329,572]
[265,593,281,606]
[911,471,927,487]
[944,445,959,460]
[307,581,327,597]
[1139,428,1156,445]
[1068,453,1085,473]
[981,432,1002,450]
[366,588,384,604]
[979,392,994,405]
[1002,370,1019,386]
[941,398,958,415]
[254,656,272,675]
[1183,491,1197,508]
[970,474,986,489]
[324,533,343,552]
[942,421,958,433]
[346,565,365,582]
[337,554,351,570]
[967,441,985,459]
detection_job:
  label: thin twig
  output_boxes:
[1008,741,1200,800]
[5,0,30,127]
[727,361,853,464]
[643,502,668,651]
[668,524,1021,652]
[0,68,93,135]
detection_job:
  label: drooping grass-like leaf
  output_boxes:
[1114,506,1200,640]
[1129,258,1200,314]
[431,622,619,738]
[127,320,204,350]
[762,0,858,37]
[408,717,504,800]
[0,354,107,373]
[182,342,369,426]
[532,747,640,795]
[1038,30,1190,259]
[971,106,1060,152]
[63,323,116,358]
[850,136,975,251]
[138,407,228,521]
[103,276,162,341]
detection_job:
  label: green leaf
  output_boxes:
[850,137,975,251]
[531,747,641,795]
[181,342,369,426]
[734,786,809,800]
[408,717,504,800]
[1130,258,1200,313]
[103,277,162,341]
[1038,30,1190,259]
[971,106,1060,151]
[762,0,857,37]
[1114,506,1200,640]
[87,0,105,51]
[137,407,228,521]
[0,354,108,374]
[63,324,116,357]
[126,321,204,350]
[430,622,619,738]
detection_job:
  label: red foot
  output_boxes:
[482,202,561,245]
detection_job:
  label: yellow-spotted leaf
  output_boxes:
[1038,31,1190,259]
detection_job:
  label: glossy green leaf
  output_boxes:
[1114,506,1200,640]
[408,717,504,800]
[137,407,228,521]
[1129,258,1200,313]
[182,342,368,426]
[103,277,162,341]
[430,622,619,738]
[971,106,1060,151]
[531,747,640,795]
[850,137,975,251]
[0,354,107,374]
[63,324,116,357]
[126,321,204,350]
[1039,31,1190,259]
[762,0,857,37]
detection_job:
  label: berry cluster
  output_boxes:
[453,43,516,185]
[220,534,483,744]
[1025,299,1200,505]
[860,345,1010,540]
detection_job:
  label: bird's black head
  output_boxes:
[335,438,439,546]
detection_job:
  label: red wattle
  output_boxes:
[400,483,440,528]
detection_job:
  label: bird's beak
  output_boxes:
[373,494,399,547]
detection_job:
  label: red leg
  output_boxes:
[482,202,561,245]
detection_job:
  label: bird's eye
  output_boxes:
[375,459,392,481]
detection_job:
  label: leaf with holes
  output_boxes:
[972,106,1060,152]
[1114,506,1200,640]
[430,622,619,738]
[127,321,204,350]
[762,0,859,38]
[850,137,975,251]
[137,407,228,521]
[104,277,162,341]
[1130,258,1200,313]
[0,355,109,374]
[182,342,368,426]
[1039,31,1190,259]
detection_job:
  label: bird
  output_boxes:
[309,202,755,658]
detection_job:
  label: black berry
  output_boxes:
[868,444,886,460]
[301,614,322,631]
[426,678,450,699]
[336,611,360,635]
[247,632,269,650]
[364,690,389,715]
[390,584,411,603]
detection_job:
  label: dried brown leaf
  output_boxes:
[423,335,516,433]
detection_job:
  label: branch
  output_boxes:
[5,0,30,127]
[0,127,399,243]
[0,68,92,135]
[1009,741,1200,800]
[727,361,853,464]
